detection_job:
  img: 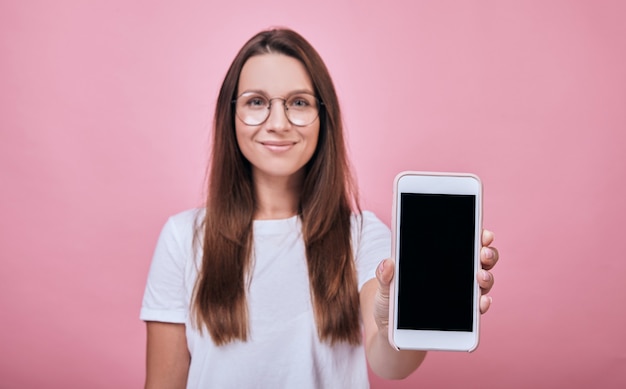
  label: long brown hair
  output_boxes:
[193,28,361,346]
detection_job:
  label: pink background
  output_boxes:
[2,1,625,388]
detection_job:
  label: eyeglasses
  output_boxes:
[233,92,322,127]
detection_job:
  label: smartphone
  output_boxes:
[388,171,482,352]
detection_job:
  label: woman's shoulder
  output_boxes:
[350,210,391,238]
[351,210,388,227]
[167,207,205,225]
[159,208,205,241]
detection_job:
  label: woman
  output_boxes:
[141,28,498,388]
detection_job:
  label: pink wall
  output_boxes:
[2,1,625,388]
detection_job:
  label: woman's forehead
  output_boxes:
[238,54,314,96]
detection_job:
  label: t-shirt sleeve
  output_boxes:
[140,216,190,323]
[353,211,392,290]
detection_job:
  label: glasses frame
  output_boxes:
[232,91,324,127]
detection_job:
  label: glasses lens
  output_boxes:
[236,93,269,126]
[285,94,319,126]
[235,93,320,126]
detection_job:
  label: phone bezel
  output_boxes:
[388,171,483,352]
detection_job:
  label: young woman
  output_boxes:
[141,28,498,388]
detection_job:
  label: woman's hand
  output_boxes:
[478,229,498,314]
[363,229,499,378]
[373,228,500,331]
[373,258,394,332]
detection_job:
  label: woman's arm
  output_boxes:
[360,267,427,379]
[145,322,190,389]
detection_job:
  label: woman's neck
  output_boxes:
[252,171,303,220]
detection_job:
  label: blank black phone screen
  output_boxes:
[397,193,476,331]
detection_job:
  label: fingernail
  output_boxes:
[488,296,493,305]
[378,260,385,274]
[485,248,494,259]
[482,270,491,281]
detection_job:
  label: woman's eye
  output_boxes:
[247,97,266,107]
[290,97,310,108]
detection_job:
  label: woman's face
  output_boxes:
[235,53,320,184]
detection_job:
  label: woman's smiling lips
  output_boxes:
[259,140,297,152]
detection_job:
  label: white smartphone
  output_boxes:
[388,171,483,352]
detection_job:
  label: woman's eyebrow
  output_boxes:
[239,88,315,96]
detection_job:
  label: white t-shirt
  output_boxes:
[141,209,391,388]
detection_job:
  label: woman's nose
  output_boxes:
[265,100,290,131]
